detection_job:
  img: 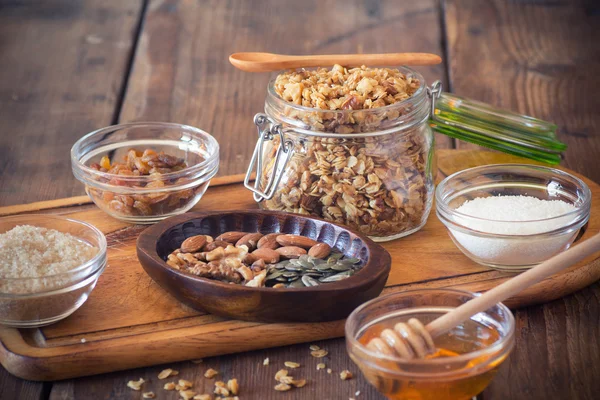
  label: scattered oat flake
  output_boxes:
[311,349,328,358]
[317,363,326,370]
[204,368,219,378]
[227,379,239,395]
[279,375,294,384]
[274,369,289,381]
[164,382,176,390]
[192,395,211,400]
[309,344,320,351]
[80,338,86,343]
[274,383,292,391]
[284,361,300,368]
[340,370,353,380]
[263,357,270,366]
[179,379,193,389]
[179,390,196,400]
[327,368,332,374]
[291,379,307,388]
[142,392,155,399]
[356,390,361,396]
[158,368,174,379]
[127,378,145,391]
[214,381,229,396]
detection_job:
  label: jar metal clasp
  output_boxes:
[244,113,295,202]
[427,80,443,117]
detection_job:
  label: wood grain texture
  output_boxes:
[0,367,48,400]
[444,0,600,182]
[119,0,452,178]
[1,150,599,384]
[0,0,145,207]
[48,337,383,400]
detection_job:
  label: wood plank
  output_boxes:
[48,337,385,400]
[0,0,145,206]
[0,367,47,400]
[119,0,452,179]
[485,281,600,400]
[444,0,600,183]
[1,150,599,383]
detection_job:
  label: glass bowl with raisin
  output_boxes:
[71,122,219,223]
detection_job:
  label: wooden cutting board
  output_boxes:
[1,150,599,381]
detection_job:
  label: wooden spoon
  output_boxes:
[229,52,442,72]
[367,232,600,359]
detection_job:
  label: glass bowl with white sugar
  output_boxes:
[436,164,591,271]
[0,214,107,327]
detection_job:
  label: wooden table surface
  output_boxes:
[0,0,598,399]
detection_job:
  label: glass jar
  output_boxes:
[246,67,436,242]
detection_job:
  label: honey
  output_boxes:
[352,310,509,400]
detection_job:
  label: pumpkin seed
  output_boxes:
[319,271,353,282]
[288,279,305,288]
[266,270,284,280]
[330,263,351,271]
[302,275,320,287]
[263,249,362,288]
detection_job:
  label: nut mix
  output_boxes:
[87,149,203,217]
[260,65,433,238]
[165,232,363,288]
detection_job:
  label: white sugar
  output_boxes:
[455,195,575,235]
[449,195,579,267]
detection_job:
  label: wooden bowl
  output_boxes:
[136,210,391,322]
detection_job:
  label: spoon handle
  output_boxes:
[426,232,600,339]
[229,52,442,72]
[285,53,442,68]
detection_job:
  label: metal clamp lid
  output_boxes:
[244,114,295,202]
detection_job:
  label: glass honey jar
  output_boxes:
[345,288,515,400]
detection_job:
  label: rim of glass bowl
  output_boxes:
[264,66,430,138]
[435,164,591,237]
[0,215,107,296]
[71,122,220,187]
[345,288,515,371]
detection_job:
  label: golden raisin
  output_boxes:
[100,155,111,170]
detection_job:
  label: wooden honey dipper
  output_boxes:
[367,232,600,359]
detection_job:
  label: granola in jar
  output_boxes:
[249,65,435,241]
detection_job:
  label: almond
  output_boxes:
[251,259,266,270]
[216,231,248,243]
[308,242,331,259]
[243,253,257,264]
[236,232,264,250]
[203,240,230,252]
[181,235,207,253]
[276,246,307,259]
[251,248,281,263]
[257,233,282,250]
[276,234,318,249]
